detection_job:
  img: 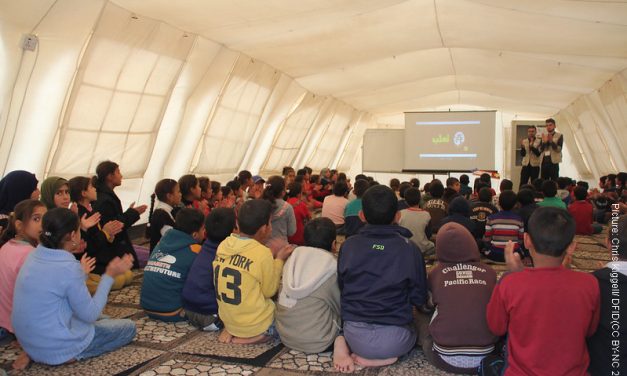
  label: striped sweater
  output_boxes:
[483,211,524,258]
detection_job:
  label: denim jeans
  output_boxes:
[76,318,136,360]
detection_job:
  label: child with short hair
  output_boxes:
[588,215,627,375]
[214,200,294,344]
[568,186,602,235]
[147,179,181,252]
[514,188,538,232]
[424,181,448,234]
[140,208,205,322]
[337,185,427,367]
[68,176,130,294]
[0,200,46,369]
[538,180,567,209]
[486,207,600,375]
[459,174,472,199]
[286,182,311,246]
[439,196,477,238]
[182,208,236,331]
[483,191,524,262]
[276,218,341,354]
[470,186,498,241]
[442,177,460,203]
[12,208,136,365]
[344,179,369,238]
[398,187,435,255]
[321,181,349,228]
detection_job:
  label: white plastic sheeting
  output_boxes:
[1,0,627,209]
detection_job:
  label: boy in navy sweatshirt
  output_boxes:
[336,185,427,368]
[140,208,205,322]
[182,208,236,331]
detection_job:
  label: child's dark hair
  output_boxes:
[478,187,493,203]
[220,186,233,199]
[353,179,370,198]
[174,208,205,235]
[542,180,558,198]
[179,174,199,199]
[263,176,285,206]
[527,207,575,257]
[294,175,304,184]
[238,199,273,236]
[333,181,348,197]
[480,173,492,187]
[39,208,79,249]
[532,178,544,192]
[410,178,420,188]
[237,170,252,186]
[287,182,302,198]
[404,188,421,207]
[449,196,470,217]
[423,182,431,194]
[459,174,469,185]
[68,176,91,203]
[297,168,307,177]
[95,161,119,186]
[499,190,517,211]
[520,184,535,192]
[429,181,445,199]
[304,217,336,252]
[399,182,412,199]
[389,178,400,191]
[199,177,211,194]
[446,177,459,188]
[226,180,241,194]
[557,177,570,190]
[210,181,221,196]
[499,179,513,192]
[355,174,368,182]
[361,185,397,225]
[282,166,295,176]
[573,186,587,201]
[576,180,589,190]
[0,199,45,247]
[309,174,320,184]
[517,189,535,206]
[149,179,178,224]
[205,208,236,243]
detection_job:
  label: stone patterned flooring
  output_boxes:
[0,228,610,375]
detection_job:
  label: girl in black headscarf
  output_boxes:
[0,171,39,230]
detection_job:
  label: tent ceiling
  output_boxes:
[58,0,627,116]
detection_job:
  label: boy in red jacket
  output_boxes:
[568,186,602,235]
[487,207,600,376]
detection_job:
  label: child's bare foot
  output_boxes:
[350,353,397,367]
[218,329,233,343]
[333,336,355,373]
[231,334,270,345]
[12,351,31,370]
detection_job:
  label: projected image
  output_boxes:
[404,112,496,171]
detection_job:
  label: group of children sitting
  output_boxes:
[0,163,624,375]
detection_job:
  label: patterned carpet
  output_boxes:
[1,229,611,376]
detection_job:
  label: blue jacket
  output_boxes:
[182,239,220,315]
[12,245,114,365]
[338,224,427,326]
[140,229,200,313]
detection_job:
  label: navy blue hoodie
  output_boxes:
[338,224,427,326]
[181,239,220,315]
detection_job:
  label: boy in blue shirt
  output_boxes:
[336,185,427,368]
[140,208,205,322]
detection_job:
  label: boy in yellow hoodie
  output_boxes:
[214,199,294,344]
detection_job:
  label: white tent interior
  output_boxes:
[2,0,627,212]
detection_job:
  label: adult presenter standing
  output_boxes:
[519,125,542,187]
[540,118,563,181]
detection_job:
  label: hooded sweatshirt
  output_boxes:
[276,246,341,353]
[338,224,427,326]
[428,223,498,355]
[140,229,201,313]
[213,234,284,338]
[40,176,68,210]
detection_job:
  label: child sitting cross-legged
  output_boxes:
[337,185,428,368]
[214,199,294,344]
[12,208,136,365]
[182,208,237,331]
[486,207,600,375]
[276,217,342,356]
[140,208,205,322]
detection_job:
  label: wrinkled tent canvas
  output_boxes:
[1,0,627,207]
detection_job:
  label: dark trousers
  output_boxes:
[519,165,540,187]
[541,157,559,181]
